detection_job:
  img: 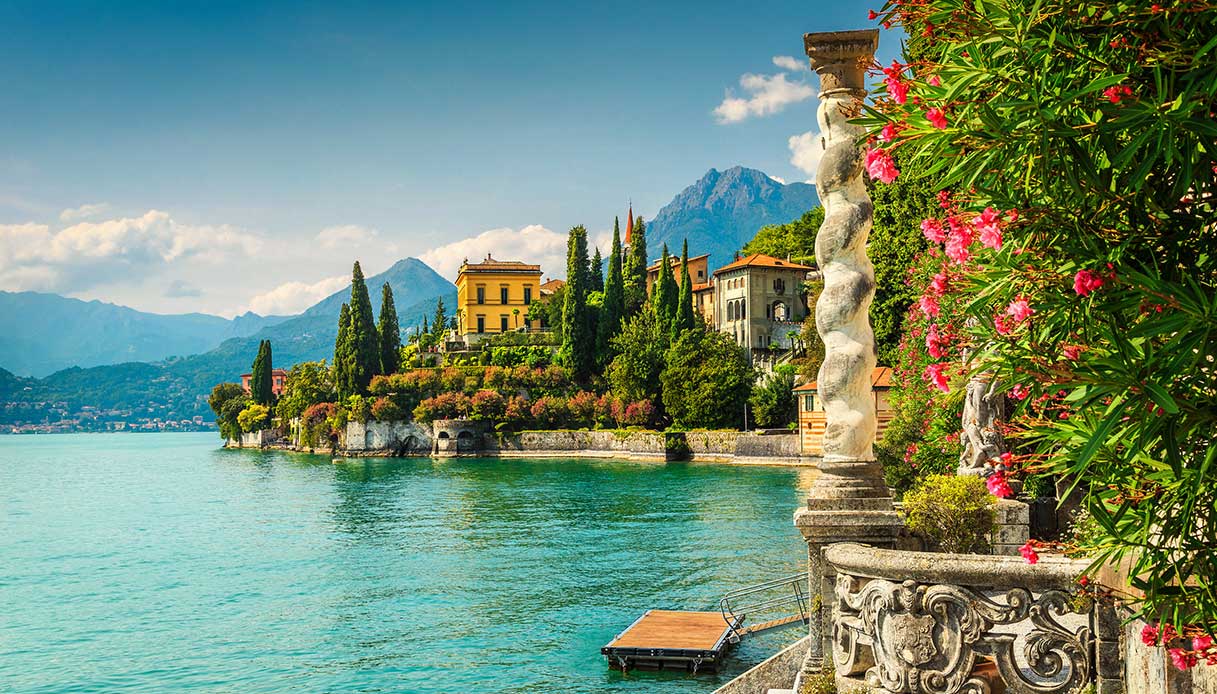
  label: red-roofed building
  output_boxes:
[241,368,288,397]
[793,367,894,456]
[713,253,816,360]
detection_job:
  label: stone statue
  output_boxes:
[957,324,1009,477]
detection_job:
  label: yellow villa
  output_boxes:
[455,254,543,343]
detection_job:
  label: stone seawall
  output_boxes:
[684,430,805,465]
[494,430,668,461]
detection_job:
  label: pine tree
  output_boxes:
[675,239,696,334]
[590,246,604,292]
[250,340,274,406]
[342,261,381,395]
[622,216,648,317]
[597,217,626,366]
[432,296,447,344]
[377,283,401,376]
[561,225,595,381]
[652,243,678,330]
[334,303,352,397]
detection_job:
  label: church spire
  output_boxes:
[625,200,634,246]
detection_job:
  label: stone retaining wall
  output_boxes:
[684,430,805,464]
[343,421,432,454]
[712,636,809,694]
[494,430,668,461]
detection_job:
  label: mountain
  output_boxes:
[0,291,290,377]
[644,166,819,273]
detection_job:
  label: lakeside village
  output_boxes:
[214,15,1216,693]
[208,207,870,462]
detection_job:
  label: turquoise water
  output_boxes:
[0,433,812,693]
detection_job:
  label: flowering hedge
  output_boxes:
[865,0,1217,640]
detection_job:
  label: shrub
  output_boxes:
[237,403,271,433]
[413,392,472,422]
[489,345,552,368]
[621,399,655,427]
[208,382,248,440]
[594,393,622,429]
[661,328,754,429]
[902,475,995,554]
[750,368,797,429]
[530,395,570,429]
[503,396,532,429]
[470,389,507,421]
[371,397,405,422]
[345,394,372,422]
[567,391,597,428]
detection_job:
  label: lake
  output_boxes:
[0,433,813,693]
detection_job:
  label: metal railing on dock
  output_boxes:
[719,571,810,642]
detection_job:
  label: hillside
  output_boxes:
[0,291,289,377]
[644,166,819,273]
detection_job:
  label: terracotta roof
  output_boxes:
[794,367,892,392]
[241,368,289,378]
[646,253,711,272]
[692,282,713,293]
[713,253,814,275]
[540,278,566,293]
[459,255,541,274]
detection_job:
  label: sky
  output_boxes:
[0,1,900,317]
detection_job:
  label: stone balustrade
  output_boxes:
[821,543,1121,694]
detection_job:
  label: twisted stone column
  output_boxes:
[793,29,903,674]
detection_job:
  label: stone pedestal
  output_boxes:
[793,28,904,677]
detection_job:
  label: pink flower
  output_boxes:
[973,206,1003,250]
[883,60,910,104]
[1009,383,1028,401]
[994,314,1014,335]
[918,294,940,318]
[925,107,948,129]
[879,121,900,143]
[921,218,946,243]
[925,323,948,358]
[929,271,949,295]
[1103,84,1134,104]
[1062,345,1082,361]
[867,9,878,20]
[1007,297,1035,322]
[999,451,1013,465]
[1074,269,1105,297]
[937,190,952,209]
[986,471,1013,498]
[865,146,900,184]
[1169,648,1198,671]
[924,362,949,392]
[1194,635,1214,651]
[928,75,942,87]
[1019,541,1039,564]
[1140,624,1160,646]
[945,229,973,264]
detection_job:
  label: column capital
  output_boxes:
[803,29,878,94]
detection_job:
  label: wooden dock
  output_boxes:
[601,610,742,672]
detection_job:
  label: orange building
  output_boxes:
[241,368,288,397]
[455,255,543,342]
[645,252,711,293]
[793,367,894,456]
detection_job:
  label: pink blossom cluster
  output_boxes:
[882,60,910,104]
[1141,623,1217,670]
[920,206,1013,266]
[1019,540,1039,564]
[986,470,1013,498]
[865,146,900,184]
[1103,83,1133,104]
[1073,269,1105,297]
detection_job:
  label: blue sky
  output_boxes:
[0,1,900,316]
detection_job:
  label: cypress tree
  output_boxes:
[597,217,626,366]
[250,340,274,406]
[345,261,381,394]
[590,246,604,292]
[432,296,447,344]
[561,225,595,381]
[652,243,678,330]
[622,217,648,317]
[377,282,401,375]
[334,303,352,398]
[675,239,696,334]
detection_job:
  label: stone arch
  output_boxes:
[772,300,789,322]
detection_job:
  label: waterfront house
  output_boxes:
[713,253,815,361]
[794,366,894,456]
[645,252,711,293]
[240,368,288,397]
[454,255,543,344]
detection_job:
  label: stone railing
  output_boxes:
[821,543,1121,694]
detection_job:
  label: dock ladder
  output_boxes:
[719,571,811,642]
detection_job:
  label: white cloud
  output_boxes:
[317,224,378,250]
[714,73,815,124]
[164,279,202,298]
[59,202,110,222]
[772,55,805,72]
[419,224,568,282]
[788,130,825,183]
[244,275,348,316]
[0,210,261,293]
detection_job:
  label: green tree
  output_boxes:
[277,360,336,421]
[333,302,352,397]
[249,340,274,406]
[674,239,695,335]
[208,382,248,440]
[743,206,824,263]
[750,368,797,429]
[338,261,381,396]
[651,244,678,331]
[238,403,271,433]
[590,246,604,292]
[607,307,669,405]
[622,216,648,317]
[661,328,754,429]
[597,217,626,366]
[377,283,402,376]
[431,296,447,345]
[560,225,595,381]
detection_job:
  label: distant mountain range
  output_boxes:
[0,292,290,378]
[645,166,818,273]
[0,166,817,427]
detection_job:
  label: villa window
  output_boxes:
[477,316,485,333]
[740,299,746,319]
[500,315,509,332]
[476,287,485,305]
[524,287,532,305]
[500,287,509,304]
[804,395,815,411]
[774,278,786,294]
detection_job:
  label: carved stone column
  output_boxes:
[793,29,904,674]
